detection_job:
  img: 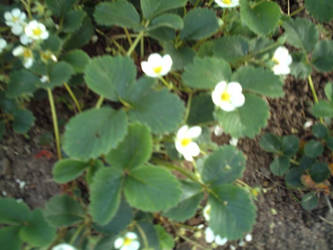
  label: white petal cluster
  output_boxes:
[141,53,172,78]
[205,227,228,246]
[215,0,239,8]
[175,125,201,161]
[272,46,292,75]
[52,243,76,250]
[12,46,34,68]
[203,204,211,221]
[212,81,245,112]
[229,137,238,146]
[0,38,7,53]
[25,20,49,41]
[114,232,140,250]
[4,8,26,35]
[213,125,223,136]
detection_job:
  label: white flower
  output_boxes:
[213,125,223,136]
[20,34,33,45]
[12,46,34,68]
[52,243,76,250]
[141,53,172,78]
[203,204,211,221]
[40,75,50,83]
[175,125,201,161]
[0,38,7,53]
[215,0,239,8]
[272,46,292,75]
[245,233,252,242]
[114,232,140,250]
[229,138,238,146]
[303,120,313,129]
[4,8,26,35]
[205,227,228,246]
[25,20,49,41]
[212,81,245,112]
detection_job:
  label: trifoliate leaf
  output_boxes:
[52,159,89,183]
[214,36,249,65]
[270,156,290,176]
[312,40,333,72]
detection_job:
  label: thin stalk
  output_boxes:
[96,96,104,108]
[287,0,290,16]
[140,34,144,58]
[123,28,133,46]
[159,77,173,90]
[126,31,144,56]
[64,82,81,112]
[290,6,305,17]
[135,223,149,249]
[69,224,85,245]
[47,88,62,159]
[21,0,32,18]
[184,92,193,123]
[307,75,319,103]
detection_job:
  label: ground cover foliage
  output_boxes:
[0,0,333,249]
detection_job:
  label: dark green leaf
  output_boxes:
[270,156,290,176]
[6,70,40,98]
[53,159,89,183]
[311,100,333,118]
[312,123,328,139]
[304,140,324,158]
[63,50,90,74]
[64,17,94,50]
[45,0,76,17]
[162,43,195,71]
[301,192,318,211]
[309,162,330,183]
[290,52,312,79]
[304,0,333,22]
[281,135,299,156]
[141,0,187,19]
[259,133,282,153]
[188,93,214,126]
[214,36,249,65]
[0,227,22,250]
[0,198,30,224]
[12,109,35,134]
[45,62,74,89]
[324,82,333,101]
[155,225,174,250]
[312,40,333,72]
[63,9,86,33]
[149,14,183,31]
[285,166,304,188]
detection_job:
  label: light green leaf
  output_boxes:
[209,184,256,240]
[240,0,281,35]
[0,227,22,250]
[52,159,89,183]
[259,133,282,153]
[301,192,318,211]
[324,82,333,101]
[124,165,181,211]
[147,27,176,42]
[180,8,219,40]
[63,9,86,33]
[188,93,214,126]
[232,66,284,98]
[202,146,246,185]
[45,62,74,89]
[64,17,94,50]
[312,40,333,72]
[311,100,333,118]
[42,34,63,53]
[290,52,312,79]
[43,194,85,227]
[148,14,183,31]
[304,0,333,22]
[155,225,175,250]
[182,57,232,89]
[6,70,40,98]
[282,17,318,53]
[106,123,152,169]
[63,107,128,161]
[214,94,269,138]
[270,156,290,176]
[94,1,141,29]
[163,181,204,222]
[19,209,56,247]
[84,55,136,101]
[214,36,249,65]
[45,0,76,17]
[63,50,90,74]
[12,109,35,134]
[89,167,124,225]
[0,198,31,224]
[141,0,187,19]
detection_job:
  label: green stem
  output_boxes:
[307,75,319,103]
[96,96,104,108]
[123,28,133,46]
[290,6,305,17]
[69,224,85,245]
[159,77,173,90]
[47,88,62,159]
[135,223,149,249]
[21,0,32,18]
[184,93,193,123]
[64,82,81,112]
[126,31,144,56]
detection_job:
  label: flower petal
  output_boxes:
[141,61,157,78]
[114,237,124,249]
[215,235,228,246]
[186,126,202,139]
[205,227,215,243]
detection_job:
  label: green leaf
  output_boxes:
[163,181,204,222]
[232,66,284,98]
[304,140,324,158]
[290,52,312,79]
[312,40,333,72]
[188,93,214,126]
[259,133,282,153]
[311,100,333,118]
[301,192,318,211]
[124,165,181,211]
[214,36,249,65]
[270,156,290,176]
[326,136,333,151]
[94,1,141,29]
[180,8,219,41]
[94,199,133,235]
[12,109,35,134]
[149,14,183,31]
[312,123,328,139]
[285,167,304,188]
[6,70,39,98]
[45,0,76,17]
[106,123,152,169]
[214,94,269,138]
[281,135,299,156]
[202,146,246,185]
[63,50,90,74]
[43,194,85,227]
[309,162,330,183]
[63,9,86,33]
[141,0,187,19]
[42,34,63,53]
[240,0,281,35]
[64,17,94,50]
[182,57,232,89]
[147,27,176,42]
[45,62,74,89]
[136,221,160,249]
[53,159,89,183]
[19,209,56,247]
[324,82,333,101]
[162,43,195,71]
[89,167,124,225]
[127,80,185,134]
[304,0,333,22]
[84,56,136,101]
[63,107,128,160]
[155,225,174,250]
[209,184,256,240]
[0,227,22,250]
[0,198,30,224]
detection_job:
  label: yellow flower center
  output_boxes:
[221,91,231,102]
[222,0,232,4]
[32,27,42,36]
[153,66,163,74]
[23,48,32,58]
[181,138,192,147]
[272,57,279,65]
[12,16,19,22]
[123,237,133,246]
